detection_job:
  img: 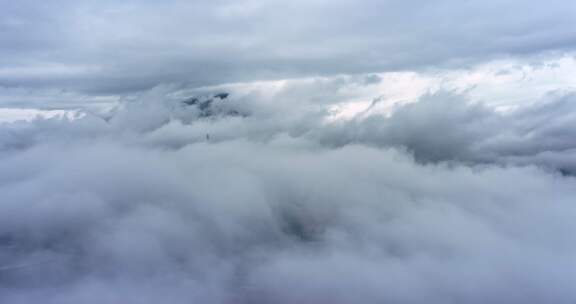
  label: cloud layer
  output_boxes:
[2,2,576,302]
[1,88,576,303]
[1,0,575,95]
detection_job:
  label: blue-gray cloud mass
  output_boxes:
[2,1,576,303]
[0,0,575,95]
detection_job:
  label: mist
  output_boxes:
[2,0,576,302]
[1,87,576,303]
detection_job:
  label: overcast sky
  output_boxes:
[4,2,576,302]
[1,0,575,100]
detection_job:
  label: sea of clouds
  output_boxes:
[1,80,576,303]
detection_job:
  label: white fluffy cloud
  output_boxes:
[1,82,576,303]
[2,1,576,302]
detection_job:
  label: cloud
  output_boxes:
[311,91,576,175]
[1,85,576,303]
[1,0,575,96]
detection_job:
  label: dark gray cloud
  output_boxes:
[1,0,575,96]
[1,87,576,303]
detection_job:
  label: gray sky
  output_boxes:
[4,2,576,302]
[1,0,575,98]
